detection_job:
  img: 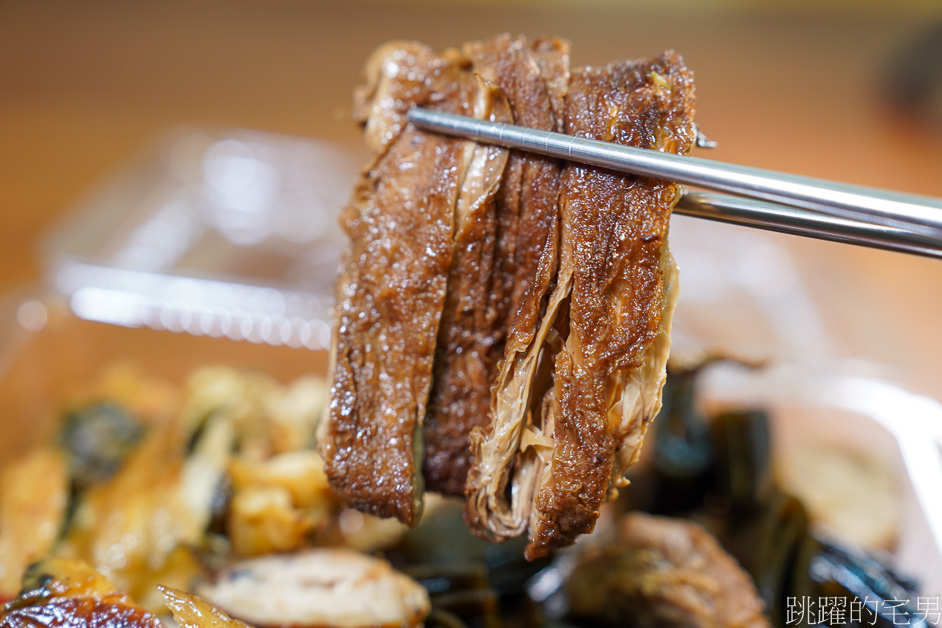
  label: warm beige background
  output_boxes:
[1,0,941,399]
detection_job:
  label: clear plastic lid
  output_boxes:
[42,128,360,350]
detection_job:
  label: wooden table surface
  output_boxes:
[1,0,942,403]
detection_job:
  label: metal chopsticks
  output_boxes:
[675,192,942,259]
[407,107,942,259]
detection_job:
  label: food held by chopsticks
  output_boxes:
[318,33,696,558]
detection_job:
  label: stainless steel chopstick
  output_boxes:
[407,107,942,245]
[676,192,942,259]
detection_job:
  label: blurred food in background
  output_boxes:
[0,358,934,627]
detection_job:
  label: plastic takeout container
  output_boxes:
[42,128,360,350]
[1,129,938,602]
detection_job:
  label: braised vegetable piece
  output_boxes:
[467,50,695,557]
[564,513,769,628]
[616,361,923,628]
[423,34,568,498]
[58,424,217,610]
[387,500,552,628]
[520,52,694,559]
[226,451,336,556]
[160,587,251,628]
[0,558,163,628]
[0,559,259,628]
[390,500,551,597]
[53,367,334,613]
[0,448,69,596]
[403,563,499,628]
[321,41,503,526]
[461,33,570,539]
[194,549,430,628]
[58,402,146,491]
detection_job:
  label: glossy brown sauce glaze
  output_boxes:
[525,53,696,558]
[324,38,696,557]
[424,34,568,497]
[321,42,480,525]
[0,559,162,628]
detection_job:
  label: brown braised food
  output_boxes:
[566,512,770,628]
[321,34,696,556]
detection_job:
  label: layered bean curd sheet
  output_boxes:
[320,34,697,558]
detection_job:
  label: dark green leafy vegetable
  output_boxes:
[569,362,923,628]
[647,364,715,515]
[388,501,553,628]
[57,402,146,491]
[377,362,924,628]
